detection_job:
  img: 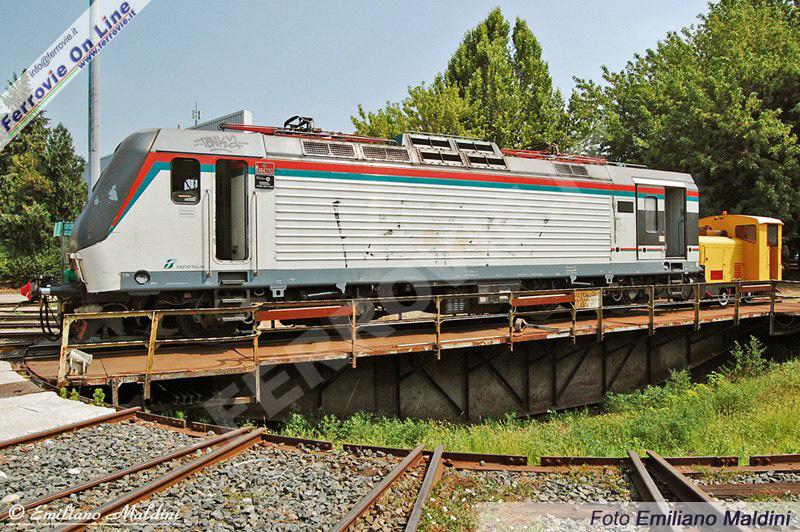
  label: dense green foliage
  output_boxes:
[354,1,800,249]
[0,102,86,283]
[281,338,800,460]
[572,0,800,250]
[352,7,569,150]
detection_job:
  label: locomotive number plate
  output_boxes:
[255,175,274,189]
[254,161,275,190]
[574,289,601,309]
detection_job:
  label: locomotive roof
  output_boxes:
[135,127,696,187]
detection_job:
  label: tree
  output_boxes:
[570,0,800,249]
[352,76,474,140]
[353,8,570,150]
[0,105,86,282]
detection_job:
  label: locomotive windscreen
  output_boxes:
[71,129,159,252]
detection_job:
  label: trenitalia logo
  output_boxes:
[0,0,152,151]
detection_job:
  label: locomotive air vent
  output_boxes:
[362,145,412,162]
[302,140,356,159]
[554,163,590,177]
[409,135,452,150]
[419,150,464,166]
[467,153,507,170]
[456,139,496,154]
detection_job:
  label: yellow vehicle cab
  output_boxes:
[698,213,782,304]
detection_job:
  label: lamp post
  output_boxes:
[88,0,100,195]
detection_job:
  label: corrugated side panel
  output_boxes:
[274,176,612,266]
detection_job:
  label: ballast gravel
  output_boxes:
[422,467,634,529]
[0,419,194,514]
[101,446,401,531]
[4,451,207,530]
[455,468,634,503]
[353,460,426,531]
[703,470,800,501]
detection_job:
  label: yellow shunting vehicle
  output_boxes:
[699,213,782,304]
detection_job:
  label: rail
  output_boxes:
[56,428,265,531]
[52,280,800,386]
[5,400,800,527]
[0,426,252,522]
[0,407,140,449]
[332,444,426,531]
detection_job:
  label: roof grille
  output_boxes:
[419,150,463,166]
[302,140,356,159]
[467,153,507,169]
[362,145,411,162]
[409,136,452,150]
[456,139,496,153]
[554,163,590,177]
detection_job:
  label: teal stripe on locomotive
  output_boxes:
[114,159,683,234]
[275,168,645,198]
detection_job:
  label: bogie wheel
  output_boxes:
[176,313,241,339]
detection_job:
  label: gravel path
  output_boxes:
[0,419,195,514]
[97,444,401,531]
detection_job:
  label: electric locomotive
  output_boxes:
[35,117,704,337]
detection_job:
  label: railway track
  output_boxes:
[2,406,800,530]
[0,300,49,353]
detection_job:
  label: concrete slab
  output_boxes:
[0,361,26,384]
[0,391,113,443]
[0,380,43,398]
[0,291,26,304]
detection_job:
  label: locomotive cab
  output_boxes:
[699,213,783,283]
[698,213,782,306]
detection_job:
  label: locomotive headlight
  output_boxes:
[134,270,151,285]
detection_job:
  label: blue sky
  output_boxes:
[2,0,709,159]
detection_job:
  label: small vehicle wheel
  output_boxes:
[717,288,730,307]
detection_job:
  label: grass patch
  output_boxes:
[280,338,800,461]
[420,472,545,530]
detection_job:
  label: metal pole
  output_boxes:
[693,283,701,330]
[143,312,160,401]
[435,296,441,360]
[88,0,101,196]
[596,288,604,342]
[769,280,776,335]
[508,292,515,352]
[350,300,358,368]
[570,290,577,345]
[57,316,74,387]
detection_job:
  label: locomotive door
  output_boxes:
[664,187,686,258]
[214,159,249,262]
[635,185,665,260]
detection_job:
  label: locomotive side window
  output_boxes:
[616,200,634,213]
[171,158,201,205]
[735,224,757,243]
[644,196,658,232]
[767,224,779,247]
